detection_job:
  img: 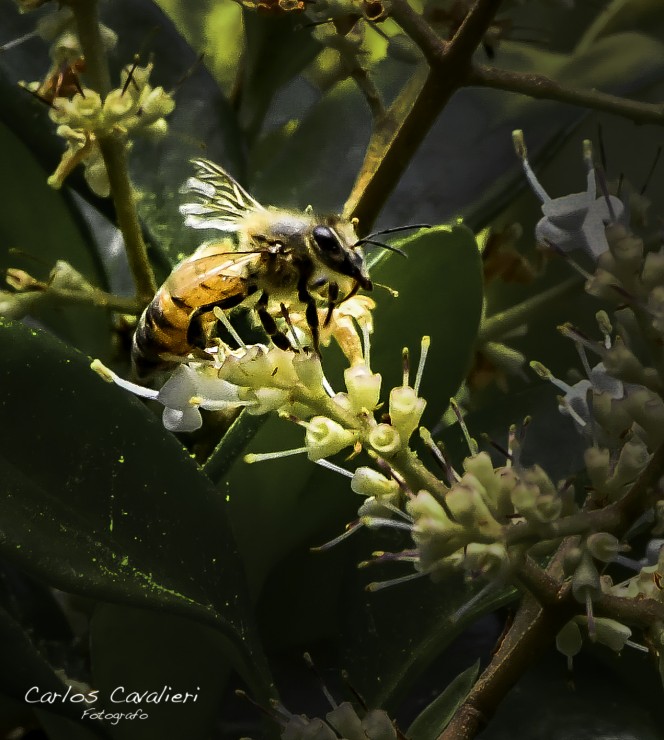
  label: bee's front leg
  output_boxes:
[297,277,320,354]
[256,291,295,351]
[323,282,339,328]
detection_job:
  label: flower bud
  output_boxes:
[586,532,624,562]
[642,250,664,289]
[464,542,508,576]
[556,619,583,659]
[293,353,325,396]
[361,710,397,740]
[562,546,584,575]
[585,268,622,302]
[389,386,426,444]
[103,88,135,120]
[447,478,501,537]
[368,424,401,457]
[584,447,610,489]
[510,482,538,515]
[326,702,364,738]
[345,363,381,412]
[605,437,650,499]
[572,551,601,603]
[532,494,562,523]
[521,465,556,497]
[586,617,632,651]
[351,467,399,500]
[239,387,289,415]
[603,343,646,385]
[305,417,356,461]
[606,224,643,271]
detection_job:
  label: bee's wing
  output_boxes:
[179,159,266,232]
[167,249,257,305]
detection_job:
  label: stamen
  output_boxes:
[402,347,410,387]
[366,571,426,592]
[543,241,593,279]
[640,145,661,196]
[582,139,593,172]
[450,398,478,455]
[450,579,503,624]
[530,360,575,394]
[315,459,353,477]
[596,311,612,349]
[414,336,430,395]
[322,376,335,398]
[586,591,596,641]
[362,323,372,369]
[303,653,337,709]
[360,516,412,532]
[311,520,363,551]
[512,130,550,204]
[0,30,38,53]
[360,550,419,566]
[244,447,308,463]
[575,342,594,380]
[480,433,512,463]
[419,428,460,493]
[378,500,414,522]
[557,396,588,428]
[90,359,159,400]
[625,639,649,653]
[213,306,246,348]
[596,165,616,222]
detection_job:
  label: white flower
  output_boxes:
[91,361,244,433]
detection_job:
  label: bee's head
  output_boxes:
[311,224,372,290]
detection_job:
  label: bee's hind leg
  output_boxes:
[256,291,295,352]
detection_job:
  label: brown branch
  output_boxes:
[344,0,504,230]
[468,65,664,126]
[440,441,664,739]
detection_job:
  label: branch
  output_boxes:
[344,0,504,230]
[65,0,158,305]
[468,65,664,126]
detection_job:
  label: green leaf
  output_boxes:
[340,572,515,711]
[203,410,267,485]
[0,604,92,727]
[0,319,272,701]
[406,660,480,740]
[0,119,111,358]
[239,11,321,141]
[371,225,483,424]
[89,604,233,740]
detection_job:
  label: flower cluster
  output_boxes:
[47,63,174,196]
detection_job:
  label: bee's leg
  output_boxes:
[256,291,294,351]
[323,282,339,328]
[297,278,320,354]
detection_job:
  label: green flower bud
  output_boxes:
[326,702,364,739]
[583,616,632,651]
[642,250,664,289]
[556,619,583,659]
[351,467,399,500]
[510,482,538,515]
[293,353,326,396]
[305,417,356,461]
[562,546,584,575]
[368,424,401,457]
[103,88,135,120]
[345,363,381,412]
[389,386,426,444]
[584,447,610,490]
[603,343,646,385]
[239,386,289,414]
[586,532,624,562]
[361,709,397,740]
[572,551,601,603]
[464,542,508,576]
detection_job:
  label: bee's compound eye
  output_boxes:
[312,225,341,253]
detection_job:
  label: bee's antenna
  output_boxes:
[356,238,408,258]
[357,223,430,242]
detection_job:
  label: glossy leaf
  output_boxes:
[0,119,111,358]
[0,319,271,700]
[90,604,233,740]
[239,11,321,141]
[407,660,480,740]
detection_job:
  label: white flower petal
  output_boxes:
[157,365,199,410]
[162,406,202,432]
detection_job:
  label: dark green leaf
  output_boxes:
[371,225,483,425]
[89,604,233,740]
[0,120,111,358]
[203,410,267,485]
[0,320,272,701]
[406,660,480,740]
[239,11,321,141]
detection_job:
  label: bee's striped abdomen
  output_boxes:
[131,284,196,378]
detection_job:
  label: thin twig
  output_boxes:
[65,0,158,305]
[468,65,664,126]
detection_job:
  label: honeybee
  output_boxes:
[132,159,376,377]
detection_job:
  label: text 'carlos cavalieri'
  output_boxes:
[25,685,201,724]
